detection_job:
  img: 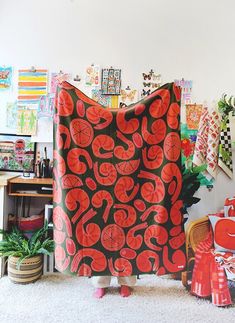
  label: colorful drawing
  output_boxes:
[91,89,112,107]
[85,65,100,86]
[174,79,192,106]
[50,72,71,94]
[38,94,54,118]
[0,66,13,90]
[6,102,17,129]
[17,107,37,135]
[186,104,203,130]
[18,69,48,105]
[181,123,213,186]
[119,89,138,107]
[101,68,121,95]
[0,134,36,172]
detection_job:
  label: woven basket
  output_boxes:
[8,255,43,284]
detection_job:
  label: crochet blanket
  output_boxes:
[53,81,186,276]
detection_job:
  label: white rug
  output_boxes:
[0,273,234,323]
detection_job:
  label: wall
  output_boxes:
[0,0,235,220]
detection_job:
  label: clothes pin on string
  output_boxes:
[126,85,131,90]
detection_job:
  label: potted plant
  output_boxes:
[0,221,54,284]
[181,164,206,218]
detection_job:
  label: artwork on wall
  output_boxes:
[6,102,17,129]
[50,72,71,94]
[174,78,193,106]
[38,94,54,119]
[186,104,203,130]
[218,118,233,179]
[16,107,37,135]
[0,66,13,90]
[18,69,48,105]
[151,73,162,89]
[0,134,36,172]
[85,64,100,86]
[141,70,162,98]
[91,89,112,107]
[101,68,121,95]
[181,123,214,187]
[119,88,138,107]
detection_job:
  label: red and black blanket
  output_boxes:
[53,81,186,277]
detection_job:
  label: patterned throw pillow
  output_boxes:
[209,216,235,252]
[224,196,235,217]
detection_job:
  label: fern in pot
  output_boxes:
[0,221,54,284]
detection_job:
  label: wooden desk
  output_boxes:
[8,177,53,198]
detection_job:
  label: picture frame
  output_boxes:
[101,68,121,95]
[0,133,36,173]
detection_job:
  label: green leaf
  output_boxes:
[16,255,31,270]
[191,164,207,173]
[0,220,54,260]
[37,248,52,256]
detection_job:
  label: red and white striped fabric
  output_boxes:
[191,231,232,306]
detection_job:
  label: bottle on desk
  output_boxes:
[34,160,41,178]
[41,159,51,178]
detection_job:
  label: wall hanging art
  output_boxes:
[119,88,138,108]
[101,68,121,95]
[18,68,48,105]
[85,64,100,86]
[50,72,71,94]
[0,66,13,90]
[0,133,36,172]
[141,70,162,98]
[16,107,37,135]
[186,104,203,130]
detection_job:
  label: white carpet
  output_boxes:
[0,273,234,323]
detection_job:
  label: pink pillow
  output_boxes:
[209,216,235,253]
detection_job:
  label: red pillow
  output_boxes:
[209,216,235,252]
[224,196,235,217]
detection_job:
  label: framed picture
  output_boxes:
[0,134,36,172]
[101,68,121,95]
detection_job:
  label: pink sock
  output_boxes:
[120,285,132,297]
[93,288,106,299]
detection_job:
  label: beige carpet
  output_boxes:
[0,273,234,323]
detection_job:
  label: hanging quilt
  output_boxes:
[53,81,186,277]
[218,116,233,178]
